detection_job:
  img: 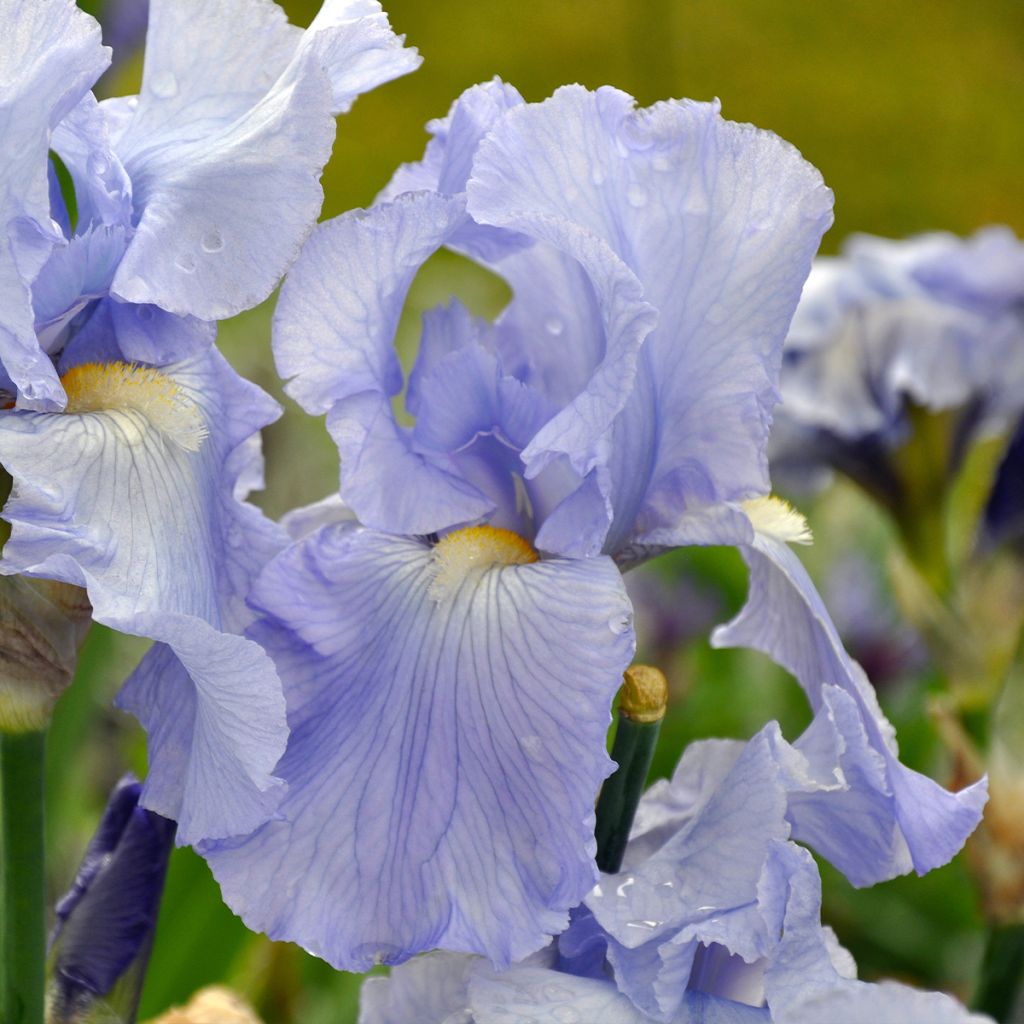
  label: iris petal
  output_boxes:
[0,347,289,843]
[713,533,986,882]
[204,525,635,969]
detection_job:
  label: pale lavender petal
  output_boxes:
[110,51,335,319]
[50,92,132,230]
[0,0,109,405]
[299,0,420,115]
[380,78,524,200]
[275,192,498,534]
[108,0,418,320]
[586,730,788,954]
[0,347,289,842]
[713,533,986,882]
[468,86,833,552]
[203,527,635,969]
[359,952,475,1024]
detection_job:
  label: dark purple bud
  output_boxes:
[981,414,1024,554]
[49,775,175,1024]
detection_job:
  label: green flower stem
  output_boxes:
[595,666,668,875]
[1,729,46,1024]
[973,922,1024,1022]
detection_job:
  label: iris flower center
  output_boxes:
[61,361,207,452]
[429,524,538,601]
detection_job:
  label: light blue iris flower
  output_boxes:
[0,0,419,841]
[361,728,990,1024]
[200,78,978,971]
[2,0,421,410]
[770,227,1024,499]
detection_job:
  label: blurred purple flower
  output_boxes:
[822,553,927,686]
[624,566,723,668]
[770,228,1024,504]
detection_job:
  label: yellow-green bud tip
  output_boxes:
[620,665,668,723]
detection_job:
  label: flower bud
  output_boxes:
[0,574,91,733]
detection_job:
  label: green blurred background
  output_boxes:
[55,1,1024,1020]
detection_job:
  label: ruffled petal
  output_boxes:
[380,78,525,200]
[50,92,132,230]
[0,0,109,405]
[116,631,286,843]
[275,191,501,534]
[470,966,657,1024]
[274,191,464,415]
[108,0,417,320]
[203,526,635,969]
[764,840,988,1023]
[358,952,475,1024]
[110,51,335,319]
[712,533,986,882]
[467,86,833,552]
[0,347,289,843]
[299,0,421,115]
[586,732,788,952]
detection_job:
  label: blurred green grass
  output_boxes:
[45,1,1024,1019]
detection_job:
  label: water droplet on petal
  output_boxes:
[150,69,179,99]
[625,919,659,931]
[200,229,224,253]
[87,153,109,176]
[136,305,154,322]
[652,154,671,172]
[616,877,635,897]
[590,166,606,186]
[626,184,648,209]
[747,208,772,233]
[175,253,196,274]
[226,524,243,548]
[608,613,630,635]
[544,316,564,336]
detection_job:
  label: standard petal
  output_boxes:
[468,86,833,551]
[203,527,635,970]
[107,0,418,320]
[380,79,525,201]
[275,192,500,534]
[712,533,986,881]
[274,191,464,415]
[298,0,421,115]
[0,0,109,405]
[0,347,289,842]
[110,52,335,319]
[50,92,132,230]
